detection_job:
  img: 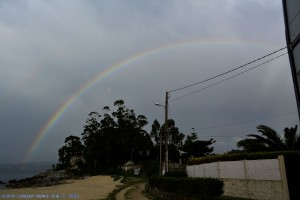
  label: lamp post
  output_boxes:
[155,91,169,175]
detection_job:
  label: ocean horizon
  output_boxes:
[0,162,52,186]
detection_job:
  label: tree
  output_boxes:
[180,129,215,158]
[150,119,160,146]
[237,124,300,152]
[185,132,197,144]
[284,125,300,149]
[58,135,84,169]
[79,100,153,170]
[182,137,215,158]
[81,112,102,168]
[156,119,185,162]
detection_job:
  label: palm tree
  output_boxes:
[283,125,300,149]
[237,125,300,152]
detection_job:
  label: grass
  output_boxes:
[103,175,254,200]
[146,195,254,200]
[124,185,136,200]
[144,188,254,200]
[214,196,254,200]
[101,176,146,200]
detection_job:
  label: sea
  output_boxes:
[0,162,52,189]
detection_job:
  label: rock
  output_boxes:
[0,180,5,184]
[6,170,73,189]
[70,156,86,170]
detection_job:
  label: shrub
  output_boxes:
[149,176,223,200]
[164,171,187,178]
[142,160,159,178]
[188,151,300,165]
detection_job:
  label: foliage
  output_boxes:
[188,151,300,165]
[164,171,188,178]
[56,99,217,175]
[213,197,253,200]
[104,177,146,200]
[182,138,215,158]
[178,130,216,161]
[150,119,185,163]
[149,176,223,200]
[237,124,300,152]
[150,119,160,146]
[81,100,154,172]
[57,100,155,175]
[141,160,159,178]
[57,135,84,169]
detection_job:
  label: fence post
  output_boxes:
[193,165,195,177]
[243,160,250,199]
[217,161,220,178]
[278,155,290,200]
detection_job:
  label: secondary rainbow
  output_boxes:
[23,38,275,163]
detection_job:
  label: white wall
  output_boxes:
[186,156,289,200]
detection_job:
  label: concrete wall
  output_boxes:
[186,156,289,200]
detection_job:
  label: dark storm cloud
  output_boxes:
[0,0,298,163]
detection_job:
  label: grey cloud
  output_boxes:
[0,0,298,163]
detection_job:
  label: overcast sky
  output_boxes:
[1,0,299,164]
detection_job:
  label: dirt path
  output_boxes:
[115,186,133,200]
[116,182,149,200]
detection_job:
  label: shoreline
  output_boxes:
[0,175,120,200]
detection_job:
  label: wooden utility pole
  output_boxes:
[164,91,169,173]
[159,126,162,176]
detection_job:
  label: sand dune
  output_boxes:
[0,175,120,200]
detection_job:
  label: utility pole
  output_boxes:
[159,126,162,176]
[155,92,169,175]
[164,91,169,173]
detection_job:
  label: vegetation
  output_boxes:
[163,171,188,178]
[150,119,215,163]
[102,176,146,200]
[52,102,300,200]
[237,125,300,152]
[56,135,85,170]
[182,132,215,158]
[149,176,223,200]
[55,99,215,175]
[189,151,300,165]
[213,197,254,200]
[55,100,153,173]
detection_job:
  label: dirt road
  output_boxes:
[116,182,149,200]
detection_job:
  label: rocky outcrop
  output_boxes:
[6,170,74,188]
[70,156,86,170]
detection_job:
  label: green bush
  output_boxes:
[141,160,159,178]
[164,171,187,178]
[188,151,300,165]
[149,176,223,200]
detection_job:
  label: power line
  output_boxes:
[170,52,287,102]
[169,47,287,93]
[192,111,297,132]
[198,135,241,138]
[178,111,298,139]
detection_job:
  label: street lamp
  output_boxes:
[155,103,164,107]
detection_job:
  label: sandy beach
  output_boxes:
[0,175,120,200]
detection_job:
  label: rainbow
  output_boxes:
[22,38,276,162]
